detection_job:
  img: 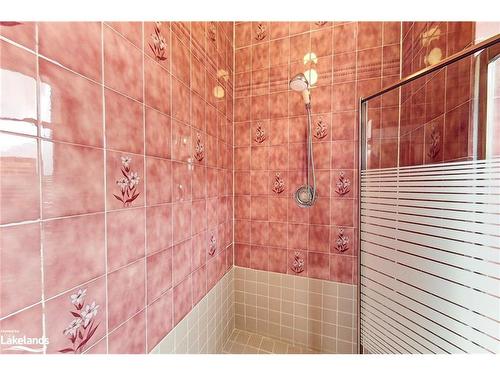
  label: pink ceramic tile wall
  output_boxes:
[233,22,401,284]
[0,21,234,354]
[378,21,476,168]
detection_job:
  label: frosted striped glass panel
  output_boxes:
[360,158,500,354]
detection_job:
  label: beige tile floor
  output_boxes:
[221,328,319,354]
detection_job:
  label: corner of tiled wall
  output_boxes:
[0,21,234,354]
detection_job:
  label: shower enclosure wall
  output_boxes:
[1,21,499,355]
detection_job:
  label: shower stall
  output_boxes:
[358,34,500,354]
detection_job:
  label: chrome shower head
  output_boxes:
[289,73,311,105]
[289,73,309,92]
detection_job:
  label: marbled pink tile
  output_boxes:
[192,265,207,306]
[145,56,171,115]
[146,156,172,205]
[310,197,331,225]
[288,223,308,250]
[1,133,39,224]
[206,167,218,197]
[44,277,106,354]
[171,119,192,162]
[145,108,171,159]
[0,223,41,318]
[43,213,105,299]
[251,220,269,246]
[308,225,330,252]
[107,207,145,272]
[234,243,251,267]
[268,247,287,274]
[173,201,191,244]
[172,161,192,202]
[0,303,43,354]
[330,255,354,284]
[41,141,104,218]
[84,337,107,354]
[172,78,191,125]
[0,22,36,50]
[39,59,103,147]
[146,247,172,303]
[308,252,330,280]
[268,222,287,248]
[147,289,173,352]
[108,311,146,354]
[250,196,268,220]
[171,35,190,86]
[235,220,251,243]
[191,230,207,271]
[106,150,144,210]
[38,22,102,82]
[146,203,172,254]
[0,40,37,136]
[107,22,142,48]
[107,259,145,331]
[192,165,207,200]
[268,197,287,222]
[173,275,192,325]
[103,25,142,101]
[250,245,269,271]
[172,239,192,286]
[105,88,144,154]
[331,199,354,227]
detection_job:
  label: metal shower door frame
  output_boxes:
[356,33,500,354]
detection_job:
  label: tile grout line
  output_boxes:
[142,21,148,354]
[34,21,48,355]
[100,21,109,354]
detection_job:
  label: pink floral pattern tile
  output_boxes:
[44,277,106,354]
[107,151,144,210]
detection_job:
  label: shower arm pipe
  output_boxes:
[360,33,500,103]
